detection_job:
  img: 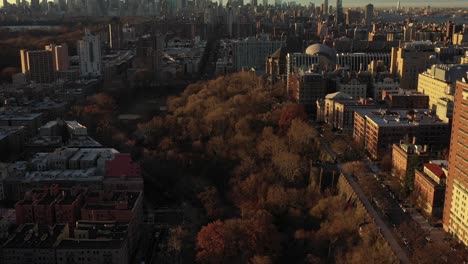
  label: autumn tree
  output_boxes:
[197,186,225,220]
[196,218,280,263]
[287,119,318,154]
[278,104,307,132]
[272,151,303,184]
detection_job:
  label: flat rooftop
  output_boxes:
[83,191,141,211]
[56,238,125,250]
[3,223,67,249]
[24,168,103,182]
[0,112,42,121]
[0,126,23,141]
[355,108,449,127]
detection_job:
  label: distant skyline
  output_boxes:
[1,0,468,8]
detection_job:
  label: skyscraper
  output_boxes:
[323,0,328,15]
[443,79,468,246]
[335,0,344,25]
[45,43,70,71]
[30,0,40,12]
[78,30,102,77]
[365,3,374,25]
[109,18,123,50]
[20,49,56,83]
[262,0,267,6]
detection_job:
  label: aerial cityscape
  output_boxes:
[0,0,467,263]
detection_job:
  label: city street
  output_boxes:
[337,163,411,264]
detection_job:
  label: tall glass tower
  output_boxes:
[336,0,344,24]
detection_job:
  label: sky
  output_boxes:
[1,0,468,8]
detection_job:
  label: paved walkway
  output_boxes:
[338,163,411,264]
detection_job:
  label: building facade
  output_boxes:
[78,30,102,77]
[318,92,376,132]
[414,161,447,218]
[390,41,435,90]
[443,80,468,246]
[353,108,451,160]
[20,49,56,84]
[232,34,285,72]
[392,142,430,186]
[417,64,468,112]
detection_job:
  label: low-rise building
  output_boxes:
[104,154,143,191]
[2,148,118,201]
[353,108,451,160]
[81,190,143,255]
[0,126,25,161]
[372,76,400,100]
[414,161,447,218]
[317,92,376,132]
[336,77,367,99]
[15,185,86,227]
[383,89,429,109]
[0,112,43,138]
[392,141,430,187]
[1,223,69,264]
[56,221,131,264]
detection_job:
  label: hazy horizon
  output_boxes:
[1,0,468,8]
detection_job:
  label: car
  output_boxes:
[154,232,161,239]
[425,236,431,242]
[402,238,409,245]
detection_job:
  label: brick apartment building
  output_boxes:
[443,79,468,246]
[414,161,447,219]
[317,92,376,132]
[353,108,451,160]
[104,153,143,191]
[15,185,86,227]
[392,141,431,186]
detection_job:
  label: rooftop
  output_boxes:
[75,221,128,240]
[56,238,125,250]
[356,108,448,127]
[0,126,24,141]
[0,112,42,121]
[424,162,446,179]
[24,168,102,182]
[83,191,141,211]
[3,223,67,249]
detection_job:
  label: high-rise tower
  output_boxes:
[365,3,374,25]
[78,30,102,77]
[443,79,468,246]
[20,49,56,83]
[335,0,344,25]
[109,18,123,50]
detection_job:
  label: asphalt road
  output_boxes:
[337,163,411,264]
